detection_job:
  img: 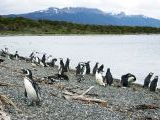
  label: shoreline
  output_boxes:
[1,33,160,37]
[0,55,160,120]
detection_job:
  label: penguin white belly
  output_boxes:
[128,76,135,84]
[24,78,37,101]
[95,72,105,86]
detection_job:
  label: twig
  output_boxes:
[0,82,22,88]
[0,95,21,112]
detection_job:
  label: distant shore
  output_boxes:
[1,17,160,35]
[1,33,160,36]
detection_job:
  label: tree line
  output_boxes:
[0,16,160,34]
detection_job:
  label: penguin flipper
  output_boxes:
[31,80,41,99]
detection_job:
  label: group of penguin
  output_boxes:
[0,48,159,106]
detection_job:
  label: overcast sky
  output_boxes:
[0,0,160,19]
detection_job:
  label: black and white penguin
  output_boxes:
[80,63,86,75]
[92,62,99,75]
[150,76,158,92]
[85,61,90,75]
[34,57,41,65]
[14,51,19,60]
[0,49,7,57]
[76,63,81,76]
[23,69,41,105]
[105,68,113,86]
[95,66,105,86]
[64,58,70,72]
[121,73,136,87]
[47,58,57,67]
[98,64,104,73]
[41,53,47,67]
[143,72,154,88]
[29,52,35,62]
[59,58,65,74]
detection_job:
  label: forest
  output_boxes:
[0,16,160,34]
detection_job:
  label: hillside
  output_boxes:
[5,7,160,27]
[0,17,160,35]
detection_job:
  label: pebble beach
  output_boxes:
[0,56,160,120]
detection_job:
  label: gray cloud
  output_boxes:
[0,0,160,19]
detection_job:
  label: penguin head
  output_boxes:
[97,64,104,73]
[127,73,136,82]
[107,68,110,72]
[53,58,57,62]
[21,69,32,79]
[85,61,90,65]
[26,69,33,79]
[67,58,70,61]
[149,72,154,76]
[154,76,158,79]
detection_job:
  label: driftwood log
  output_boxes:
[0,82,22,88]
[63,86,107,107]
[0,95,21,112]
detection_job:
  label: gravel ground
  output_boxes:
[0,56,160,120]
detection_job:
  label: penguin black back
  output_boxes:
[150,76,158,92]
[59,58,65,74]
[50,58,57,67]
[143,72,153,88]
[97,64,104,73]
[121,74,129,87]
[92,62,98,75]
[85,61,90,74]
[76,63,81,75]
[64,58,70,72]
[105,68,113,86]
[121,73,136,87]
[41,54,46,67]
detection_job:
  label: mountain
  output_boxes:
[5,7,160,27]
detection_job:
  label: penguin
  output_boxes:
[92,62,99,75]
[98,64,104,73]
[23,69,41,105]
[29,52,35,61]
[85,61,90,74]
[80,63,86,75]
[47,58,57,67]
[64,58,70,72]
[105,68,113,86]
[150,76,158,92]
[0,58,4,64]
[121,73,136,87]
[43,72,69,84]
[128,74,136,85]
[0,49,7,57]
[76,63,81,76]
[14,51,19,60]
[34,57,41,65]
[143,72,154,88]
[59,58,65,74]
[41,54,47,67]
[121,74,128,87]
[95,70,105,86]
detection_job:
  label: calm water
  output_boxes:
[0,35,160,87]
